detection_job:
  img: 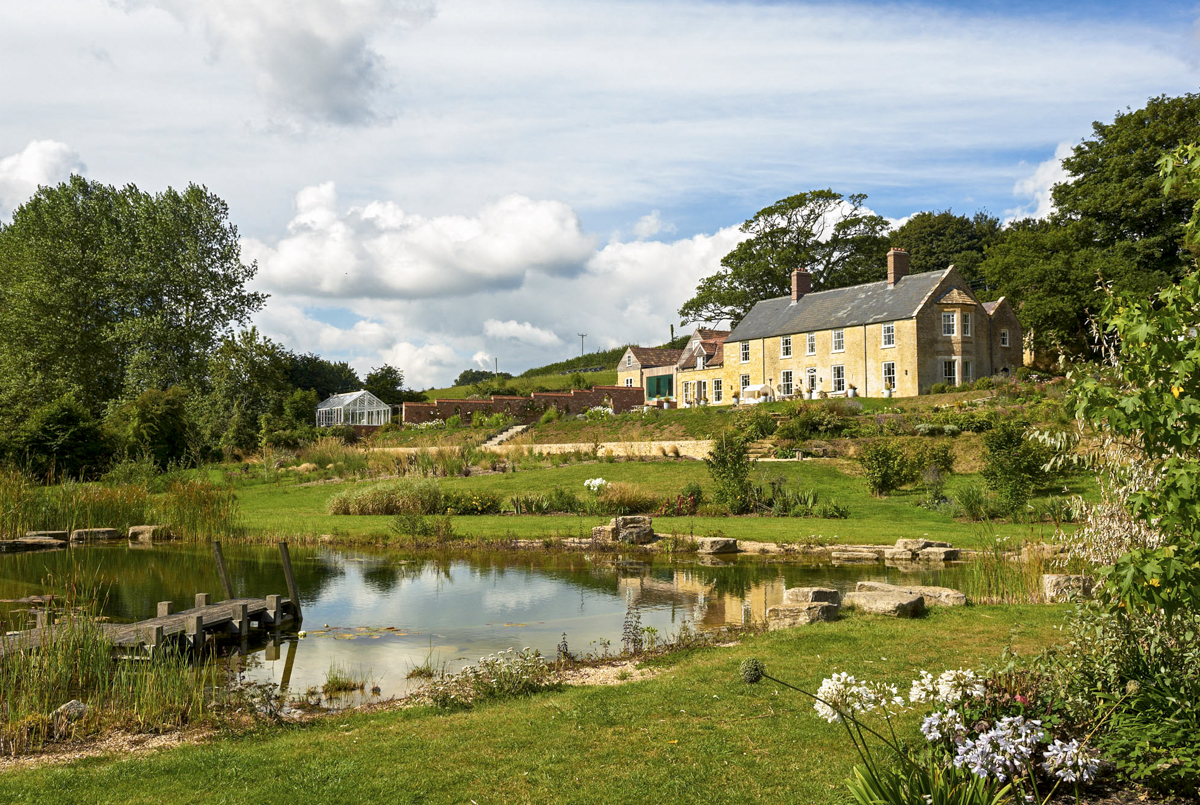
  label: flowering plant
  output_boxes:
[583,478,609,493]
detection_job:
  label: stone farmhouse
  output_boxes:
[617,249,1022,402]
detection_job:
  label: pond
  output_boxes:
[0,543,972,704]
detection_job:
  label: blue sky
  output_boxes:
[1,0,1198,386]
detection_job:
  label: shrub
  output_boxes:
[443,489,502,515]
[445,414,463,428]
[585,406,614,421]
[425,648,554,709]
[538,407,560,425]
[390,513,455,541]
[951,480,1002,521]
[596,482,657,515]
[327,478,445,515]
[737,407,777,439]
[928,382,949,394]
[705,433,754,514]
[13,395,112,480]
[510,493,550,514]
[680,481,704,505]
[980,421,1051,513]
[858,441,914,496]
[814,499,849,519]
[911,441,954,476]
[546,485,581,513]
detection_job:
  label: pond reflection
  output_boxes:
[1,543,970,703]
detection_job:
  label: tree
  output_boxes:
[107,386,192,468]
[0,176,265,423]
[1053,92,1200,287]
[889,210,1001,282]
[454,368,511,387]
[704,432,754,514]
[286,352,361,399]
[679,190,891,325]
[194,328,290,454]
[11,395,112,480]
[364,365,405,405]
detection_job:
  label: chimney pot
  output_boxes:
[887,248,909,287]
[791,267,811,302]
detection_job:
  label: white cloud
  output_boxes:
[482,319,562,346]
[471,351,493,369]
[245,184,597,299]
[0,140,86,218]
[127,0,435,125]
[1006,142,1075,222]
[633,210,675,240]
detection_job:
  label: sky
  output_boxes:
[2,0,1199,388]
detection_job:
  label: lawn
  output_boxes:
[233,458,1089,549]
[0,605,1066,805]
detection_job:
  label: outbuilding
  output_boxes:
[316,390,393,427]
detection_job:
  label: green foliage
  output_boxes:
[327,478,447,516]
[425,648,555,709]
[679,190,890,324]
[196,328,291,455]
[775,403,854,441]
[889,209,1002,283]
[106,387,192,468]
[518,346,629,378]
[845,762,1010,805]
[704,433,754,514]
[455,368,512,386]
[364,364,423,405]
[980,421,1050,513]
[857,441,912,497]
[443,489,503,516]
[285,353,360,399]
[736,406,777,439]
[538,407,561,425]
[12,395,112,481]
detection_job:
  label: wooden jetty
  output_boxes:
[0,541,303,658]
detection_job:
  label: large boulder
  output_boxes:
[884,547,918,562]
[783,587,841,606]
[70,528,121,542]
[855,581,966,607]
[767,602,838,630]
[842,590,926,618]
[696,537,738,554]
[831,549,880,565]
[918,547,960,562]
[894,538,952,552]
[591,525,616,541]
[1041,574,1095,603]
[614,516,655,545]
[128,525,175,543]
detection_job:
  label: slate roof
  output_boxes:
[725,269,950,342]
[937,288,976,305]
[627,347,684,367]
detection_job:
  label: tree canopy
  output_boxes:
[889,210,1001,283]
[679,190,890,325]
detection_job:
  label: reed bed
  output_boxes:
[0,615,222,755]
[958,536,1088,604]
[157,479,242,540]
[0,469,151,539]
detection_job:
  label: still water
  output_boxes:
[0,543,970,703]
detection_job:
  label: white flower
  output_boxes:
[910,670,935,704]
[954,716,1044,782]
[920,708,965,742]
[813,674,908,723]
[1042,738,1099,784]
[934,669,986,705]
[584,478,609,492]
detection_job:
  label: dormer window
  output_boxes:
[696,354,705,370]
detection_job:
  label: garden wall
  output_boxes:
[401,386,645,425]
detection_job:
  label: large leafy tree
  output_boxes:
[1053,92,1200,287]
[286,352,361,400]
[679,190,890,325]
[194,328,290,454]
[0,176,265,424]
[889,210,1001,282]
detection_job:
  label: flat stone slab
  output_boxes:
[0,536,69,553]
[128,525,174,543]
[831,550,880,564]
[856,580,966,607]
[783,587,841,605]
[884,547,917,561]
[895,538,952,552]
[842,590,926,618]
[1041,574,1094,603]
[696,537,738,554]
[767,602,838,630]
[70,528,122,542]
[25,531,69,540]
[918,547,960,562]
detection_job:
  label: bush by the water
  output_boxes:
[705,433,754,514]
[327,478,446,516]
[424,648,555,709]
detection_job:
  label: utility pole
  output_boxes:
[494,357,498,376]
[577,333,587,357]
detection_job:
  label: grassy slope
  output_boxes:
[235,459,1088,548]
[0,606,1066,805]
[424,370,619,401]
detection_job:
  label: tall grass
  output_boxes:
[158,479,242,540]
[0,469,151,539]
[327,478,445,516]
[0,615,222,755]
[298,437,369,476]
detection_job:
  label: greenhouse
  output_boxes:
[316,390,393,427]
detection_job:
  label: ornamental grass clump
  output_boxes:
[424,648,555,709]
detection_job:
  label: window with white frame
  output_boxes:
[624,377,633,387]
[962,312,972,337]
[942,359,957,386]
[626,354,632,367]
[740,342,750,363]
[780,370,793,396]
[1000,329,1010,348]
[683,382,692,401]
[712,379,722,403]
[964,360,973,383]
[942,312,956,336]
[832,329,845,352]
[806,333,816,355]
[740,374,750,390]
[882,361,896,390]
[832,365,845,392]
[697,380,707,403]
[806,367,817,390]
[781,336,792,358]
[696,354,705,370]
[882,323,895,348]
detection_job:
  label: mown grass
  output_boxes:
[232,459,1090,549]
[0,605,1066,804]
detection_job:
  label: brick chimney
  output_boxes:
[791,267,811,302]
[887,248,909,287]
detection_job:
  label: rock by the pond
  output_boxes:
[70,528,122,542]
[884,547,918,562]
[842,590,926,618]
[1022,543,1069,561]
[696,537,738,554]
[591,525,616,541]
[855,580,966,607]
[1041,574,1095,602]
[894,538,952,552]
[614,515,656,545]
[53,699,88,724]
[783,587,841,606]
[831,549,880,564]
[918,546,960,562]
[0,535,68,553]
[767,602,838,630]
[25,531,69,540]
[128,525,175,543]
